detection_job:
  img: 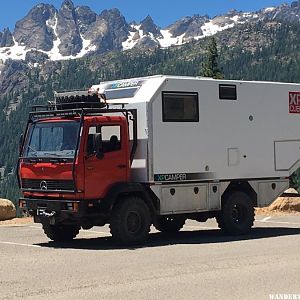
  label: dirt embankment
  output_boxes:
[0,217,33,225]
[256,188,300,215]
[256,197,300,215]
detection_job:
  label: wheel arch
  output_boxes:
[103,182,159,219]
[221,181,257,207]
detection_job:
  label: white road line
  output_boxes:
[28,225,42,230]
[0,241,41,248]
[27,226,109,235]
[256,220,300,226]
[184,225,216,230]
[0,224,33,228]
[81,230,109,236]
[260,216,272,222]
[79,233,108,239]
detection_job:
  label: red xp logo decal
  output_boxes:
[289,92,300,114]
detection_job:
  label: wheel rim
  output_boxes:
[232,204,246,223]
[127,211,142,234]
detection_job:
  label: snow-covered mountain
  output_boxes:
[0,0,300,63]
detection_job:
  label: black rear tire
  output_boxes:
[109,196,151,245]
[155,216,186,233]
[42,223,80,242]
[216,191,254,235]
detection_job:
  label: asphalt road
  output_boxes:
[0,215,299,300]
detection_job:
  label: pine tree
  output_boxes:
[200,36,224,79]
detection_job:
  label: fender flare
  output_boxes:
[101,182,159,218]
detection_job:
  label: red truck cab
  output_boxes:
[20,115,130,200]
[18,103,150,244]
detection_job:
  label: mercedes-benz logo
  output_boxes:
[40,180,48,190]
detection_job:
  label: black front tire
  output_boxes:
[216,191,254,235]
[42,223,80,242]
[109,196,151,245]
[155,216,186,233]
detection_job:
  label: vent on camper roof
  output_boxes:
[219,84,237,100]
[105,87,140,100]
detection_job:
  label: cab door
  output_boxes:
[84,117,130,199]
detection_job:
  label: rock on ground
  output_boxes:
[284,187,298,194]
[0,199,16,221]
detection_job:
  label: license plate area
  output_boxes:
[37,208,56,218]
[37,208,47,216]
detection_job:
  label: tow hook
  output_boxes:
[37,209,56,225]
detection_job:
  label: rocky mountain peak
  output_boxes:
[100,8,122,19]
[167,15,208,39]
[0,28,14,47]
[1,0,300,62]
[140,15,161,36]
[61,0,74,11]
[59,0,76,21]
[260,0,300,24]
[99,8,129,32]
[98,8,130,50]
[13,4,56,51]
[291,0,300,8]
[75,6,97,34]
[225,9,240,17]
[57,0,82,56]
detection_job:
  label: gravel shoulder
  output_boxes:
[0,217,33,225]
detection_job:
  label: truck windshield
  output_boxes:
[24,121,80,159]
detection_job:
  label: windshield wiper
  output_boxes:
[43,152,62,157]
[63,151,75,156]
[25,157,71,163]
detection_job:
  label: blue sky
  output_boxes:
[0,0,293,31]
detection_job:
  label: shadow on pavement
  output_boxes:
[36,226,300,251]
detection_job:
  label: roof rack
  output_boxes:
[31,101,106,112]
[29,104,135,121]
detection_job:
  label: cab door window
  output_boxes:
[101,126,121,152]
[87,125,121,155]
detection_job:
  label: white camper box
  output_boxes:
[91,75,300,215]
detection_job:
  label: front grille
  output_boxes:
[22,179,75,191]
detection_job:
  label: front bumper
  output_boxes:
[19,197,107,226]
[19,197,80,213]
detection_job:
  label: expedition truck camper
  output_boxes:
[18,75,300,244]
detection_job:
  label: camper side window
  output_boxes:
[219,84,237,100]
[162,92,199,122]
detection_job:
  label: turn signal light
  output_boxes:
[66,202,79,212]
[72,203,79,212]
[19,200,26,208]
